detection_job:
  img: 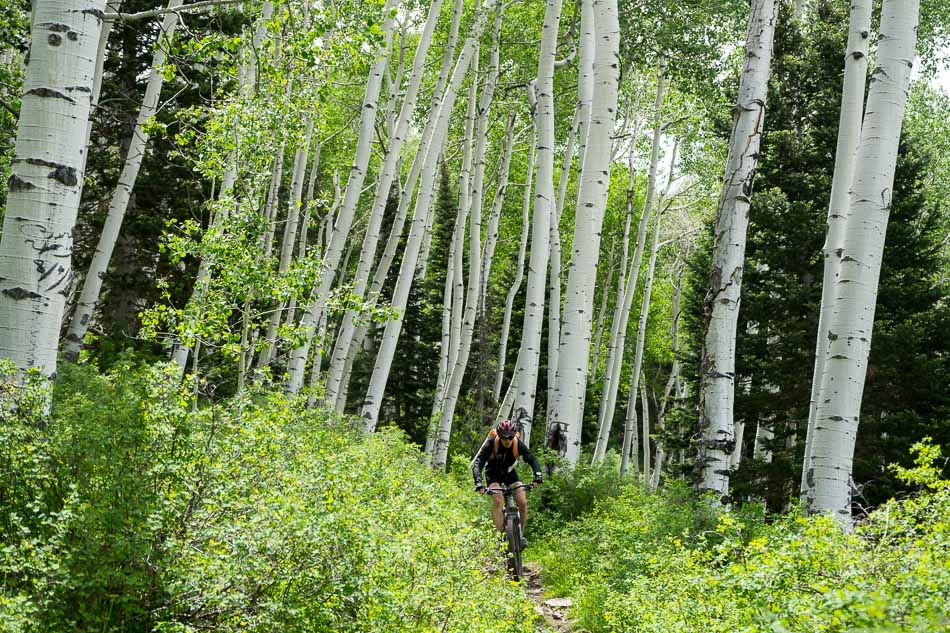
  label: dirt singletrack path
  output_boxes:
[522,562,573,632]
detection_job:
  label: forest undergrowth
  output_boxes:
[2,360,948,633]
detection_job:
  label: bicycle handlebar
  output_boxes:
[484,483,536,495]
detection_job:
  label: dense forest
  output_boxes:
[1,0,948,631]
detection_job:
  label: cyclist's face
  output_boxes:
[500,436,514,448]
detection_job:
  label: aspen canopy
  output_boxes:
[1,0,949,630]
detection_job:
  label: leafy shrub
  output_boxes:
[1,361,537,632]
[535,441,950,633]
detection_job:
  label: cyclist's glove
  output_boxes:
[475,484,487,494]
[533,473,543,487]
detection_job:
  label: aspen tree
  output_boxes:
[806,0,919,524]
[63,0,185,361]
[0,0,106,383]
[548,0,620,464]
[324,0,463,403]
[493,141,535,402]
[593,64,665,462]
[801,0,872,496]
[509,0,564,445]
[698,0,776,501]
[361,0,499,431]
[285,0,399,394]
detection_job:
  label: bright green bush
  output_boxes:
[535,442,950,633]
[1,361,537,632]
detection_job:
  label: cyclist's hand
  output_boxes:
[475,485,487,495]
[532,477,543,489]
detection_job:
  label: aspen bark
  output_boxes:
[63,0,184,361]
[548,0,620,464]
[285,0,398,394]
[593,65,665,462]
[361,1,497,430]
[493,141,535,402]
[806,0,919,524]
[698,0,776,502]
[0,0,106,382]
[324,0,462,402]
[509,0,564,446]
[801,0,872,497]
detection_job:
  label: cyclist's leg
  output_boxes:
[512,480,528,529]
[487,481,505,532]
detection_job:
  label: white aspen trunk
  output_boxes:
[259,116,314,366]
[620,375,639,477]
[62,0,184,361]
[698,0,776,502]
[432,57,508,468]
[261,147,286,260]
[361,1,497,430]
[754,420,773,462]
[794,0,807,20]
[640,377,650,482]
[430,204,464,421]
[801,0,871,497]
[285,143,323,328]
[593,66,665,463]
[548,0,619,465]
[306,311,327,407]
[285,0,398,394]
[425,231,458,457]
[170,6,272,374]
[324,0,462,402]
[806,0,918,524]
[0,0,106,382]
[730,420,746,468]
[493,140,535,402]
[479,114,518,315]
[619,171,667,475]
[509,0,564,446]
[589,238,616,381]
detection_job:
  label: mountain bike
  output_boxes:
[487,483,533,581]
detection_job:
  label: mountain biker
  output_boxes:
[472,420,543,544]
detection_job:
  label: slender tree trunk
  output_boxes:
[493,141,534,402]
[801,0,872,497]
[325,0,462,402]
[260,116,314,365]
[698,0,776,502]
[425,226,457,457]
[479,116,519,315]
[640,377,650,482]
[590,238,617,381]
[548,0,620,464]
[805,0,919,524]
[593,64,665,462]
[361,1,497,430]
[620,375,639,477]
[619,160,669,475]
[285,0,398,394]
[62,0,184,361]
[0,0,106,384]
[509,0,564,446]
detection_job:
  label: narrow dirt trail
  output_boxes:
[523,562,573,632]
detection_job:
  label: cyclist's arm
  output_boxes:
[471,438,493,487]
[519,440,544,481]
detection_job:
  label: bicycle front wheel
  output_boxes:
[506,516,523,581]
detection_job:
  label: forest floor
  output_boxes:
[523,562,573,632]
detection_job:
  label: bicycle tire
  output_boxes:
[505,515,521,579]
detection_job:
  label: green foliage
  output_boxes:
[0,361,538,632]
[535,442,950,633]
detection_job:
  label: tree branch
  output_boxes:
[105,0,245,22]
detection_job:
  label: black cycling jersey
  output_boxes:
[471,437,542,488]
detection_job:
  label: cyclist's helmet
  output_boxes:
[497,420,516,439]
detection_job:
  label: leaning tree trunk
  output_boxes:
[361,1,497,431]
[805,0,919,526]
[493,140,535,402]
[619,169,668,476]
[593,64,665,463]
[63,0,185,361]
[285,0,398,394]
[0,0,106,385]
[698,0,776,503]
[801,0,872,497]
[509,0,564,446]
[548,0,620,465]
[324,0,463,404]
